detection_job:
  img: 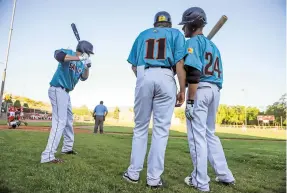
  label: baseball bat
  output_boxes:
[71,23,80,42]
[206,15,228,40]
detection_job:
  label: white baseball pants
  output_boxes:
[41,86,74,163]
[126,67,176,186]
[187,82,235,191]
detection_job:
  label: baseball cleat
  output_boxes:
[146,178,166,189]
[49,158,64,164]
[61,150,78,155]
[215,177,235,185]
[122,171,139,184]
[184,176,210,192]
[184,176,195,187]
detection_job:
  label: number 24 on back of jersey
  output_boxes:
[204,52,222,78]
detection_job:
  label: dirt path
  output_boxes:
[0,125,285,142]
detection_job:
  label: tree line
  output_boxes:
[174,94,286,126]
[3,93,286,126]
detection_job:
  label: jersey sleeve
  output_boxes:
[173,31,186,64]
[184,38,203,72]
[54,49,74,63]
[127,36,140,66]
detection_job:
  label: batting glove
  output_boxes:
[78,53,89,61]
[185,100,194,120]
[84,59,91,68]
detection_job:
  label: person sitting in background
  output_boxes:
[93,101,108,134]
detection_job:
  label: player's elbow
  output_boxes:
[54,50,67,63]
[185,66,201,84]
[80,74,88,81]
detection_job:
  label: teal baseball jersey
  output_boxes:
[50,49,87,91]
[184,35,223,89]
[127,27,186,67]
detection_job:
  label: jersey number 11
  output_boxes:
[145,38,166,60]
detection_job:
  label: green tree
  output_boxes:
[23,103,29,108]
[72,105,90,116]
[216,104,228,124]
[14,100,21,108]
[174,108,185,123]
[265,94,286,125]
[113,107,120,120]
[4,94,13,105]
[246,106,260,125]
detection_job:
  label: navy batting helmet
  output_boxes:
[178,7,207,27]
[76,40,94,56]
[154,11,172,27]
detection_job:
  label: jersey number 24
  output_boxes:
[145,38,166,60]
[204,52,221,78]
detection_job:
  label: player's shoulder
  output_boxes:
[139,27,181,36]
[58,48,76,55]
[186,36,201,47]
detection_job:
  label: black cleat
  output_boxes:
[215,177,235,186]
[61,150,78,155]
[146,178,166,189]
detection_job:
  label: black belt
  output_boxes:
[50,86,70,93]
[145,66,172,70]
[60,86,70,93]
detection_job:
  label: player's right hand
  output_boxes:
[175,91,185,107]
[185,100,194,120]
[78,53,89,61]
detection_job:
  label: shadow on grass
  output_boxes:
[0,180,12,193]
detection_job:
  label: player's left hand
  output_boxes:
[175,91,185,107]
[185,100,194,120]
[84,59,92,68]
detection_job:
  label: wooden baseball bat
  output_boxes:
[206,15,228,40]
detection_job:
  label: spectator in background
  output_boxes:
[93,101,108,134]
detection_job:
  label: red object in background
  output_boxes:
[8,116,15,122]
[257,115,275,121]
[8,106,15,112]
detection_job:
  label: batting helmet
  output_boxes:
[178,7,207,27]
[76,40,94,56]
[154,11,172,27]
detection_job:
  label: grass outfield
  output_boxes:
[0,130,286,193]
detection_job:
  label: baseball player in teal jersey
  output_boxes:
[40,40,94,164]
[122,11,187,188]
[178,7,235,192]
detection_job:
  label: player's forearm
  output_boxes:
[176,59,186,92]
[82,68,89,79]
[64,55,81,62]
[188,83,198,100]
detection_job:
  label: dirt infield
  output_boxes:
[0,125,91,133]
[0,125,285,141]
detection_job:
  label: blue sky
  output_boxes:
[0,0,285,110]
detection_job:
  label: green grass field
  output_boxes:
[0,127,286,193]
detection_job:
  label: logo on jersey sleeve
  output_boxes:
[188,48,193,54]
